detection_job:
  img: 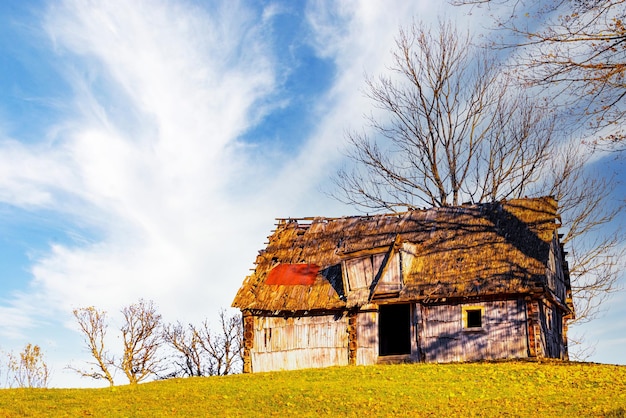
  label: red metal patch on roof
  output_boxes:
[265,264,319,285]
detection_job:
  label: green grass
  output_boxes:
[1,361,625,417]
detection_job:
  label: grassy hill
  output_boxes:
[1,361,625,417]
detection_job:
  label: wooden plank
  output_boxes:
[419,300,530,363]
[373,252,402,295]
[356,311,378,366]
[339,246,390,259]
[249,314,349,372]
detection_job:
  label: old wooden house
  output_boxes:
[232,196,574,373]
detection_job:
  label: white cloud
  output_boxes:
[0,140,72,207]
[2,0,280,331]
[0,303,37,340]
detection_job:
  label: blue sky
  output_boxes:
[0,0,623,387]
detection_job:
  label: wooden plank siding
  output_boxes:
[344,252,403,307]
[243,298,551,373]
[355,310,378,365]
[539,299,568,359]
[546,234,572,315]
[373,252,403,295]
[547,239,566,302]
[250,314,349,372]
[419,300,528,363]
[344,256,374,306]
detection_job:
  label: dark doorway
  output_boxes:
[378,304,411,356]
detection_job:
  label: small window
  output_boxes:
[462,306,484,330]
[466,310,482,328]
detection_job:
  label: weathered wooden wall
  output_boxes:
[538,299,567,359]
[543,234,570,360]
[355,310,378,365]
[250,314,349,372]
[418,300,529,363]
[245,297,562,373]
[344,252,402,306]
[547,235,568,303]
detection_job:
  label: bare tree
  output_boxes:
[70,301,241,383]
[162,310,242,378]
[453,0,626,149]
[120,299,164,384]
[333,20,623,326]
[195,309,242,376]
[7,344,49,388]
[162,321,204,378]
[69,307,115,386]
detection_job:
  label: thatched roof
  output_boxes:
[232,197,564,312]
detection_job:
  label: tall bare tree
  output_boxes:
[120,299,164,384]
[7,344,49,388]
[335,21,558,209]
[453,0,626,149]
[333,20,623,329]
[69,307,115,386]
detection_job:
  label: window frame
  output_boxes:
[462,305,485,331]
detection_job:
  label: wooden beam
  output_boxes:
[338,246,390,259]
